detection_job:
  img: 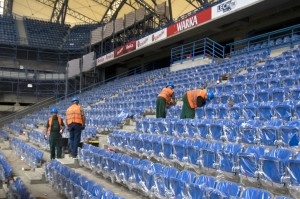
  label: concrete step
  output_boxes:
[23,168,47,184]
[0,187,7,199]
[121,125,136,132]
[145,114,156,118]
[56,156,80,168]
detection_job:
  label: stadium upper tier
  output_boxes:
[0,15,19,45]
[0,15,101,49]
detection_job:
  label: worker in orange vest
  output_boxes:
[66,97,85,158]
[180,89,214,119]
[45,108,65,159]
[156,83,176,118]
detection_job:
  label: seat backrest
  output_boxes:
[176,170,197,184]
[268,148,293,161]
[241,187,272,199]
[215,180,241,197]
[194,175,216,188]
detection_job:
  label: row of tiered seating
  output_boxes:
[0,15,18,45]
[46,160,123,199]
[77,143,293,199]
[0,153,34,198]
[230,33,300,56]
[23,18,70,49]
[7,177,35,199]
[134,118,300,147]
[9,137,44,168]
[63,24,99,49]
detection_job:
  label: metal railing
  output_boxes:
[171,37,225,63]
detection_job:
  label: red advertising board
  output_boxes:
[167,8,211,37]
[114,46,125,57]
[114,40,137,58]
[125,40,136,53]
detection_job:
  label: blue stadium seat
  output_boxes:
[258,102,277,121]
[153,166,179,198]
[162,137,176,160]
[142,163,165,194]
[240,187,273,199]
[289,87,300,101]
[242,92,256,103]
[195,105,205,119]
[207,180,241,199]
[256,80,269,90]
[271,88,287,102]
[259,148,293,188]
[242,102,258,120]
[216,104,229,119]
[278,121,300,147]
[197,119,212,140]
[205,105,218,119]
[238,120,262,144]
[200,142,223,173]
[217,143,243,177]
[188,175,217,198]
[237,146,265,185]
[228,104,242,120]
[169,170,197,198]
[259,120,283,146]
[274,101,295,121]
[284,153,300,199]
[172,138,191,163]
[186,140,207,166]
[257,90,271,103]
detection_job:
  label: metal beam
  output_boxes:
[185,0,199,9]
[35,0,98,23]
[168,0,173,22]
[197,0,209,7]
[99,0,127,23]
[129,0,160,18]
[186,0,209,8]
[51,0,69,24]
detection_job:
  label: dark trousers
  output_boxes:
[68,123,82,158]
[180,93,196,119]
[156,96,167,118]
[49,134,62,159]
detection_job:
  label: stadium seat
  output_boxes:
[259,148,293,188]
[169,170,197,198]
[278,120,300,147]
[207,180,241,199]
[238,120,262,144]
[152,166,179,198]
[240,187,273,199]
[237,146,265,185]
[259,120,283,146]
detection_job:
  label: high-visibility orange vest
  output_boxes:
[66,104,84,125]
[158,87,174,105]
[47,116,63,134]
[187,89,207,108]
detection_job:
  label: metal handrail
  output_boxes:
[170,37,225,63]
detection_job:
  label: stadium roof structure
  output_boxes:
[10,0,211,25]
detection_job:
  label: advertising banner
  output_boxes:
[211,0,262,19]
[167,8,211,37]
[96,51,114,66]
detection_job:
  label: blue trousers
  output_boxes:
[68,123,82,157]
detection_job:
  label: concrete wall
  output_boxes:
[170,57,212,72]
